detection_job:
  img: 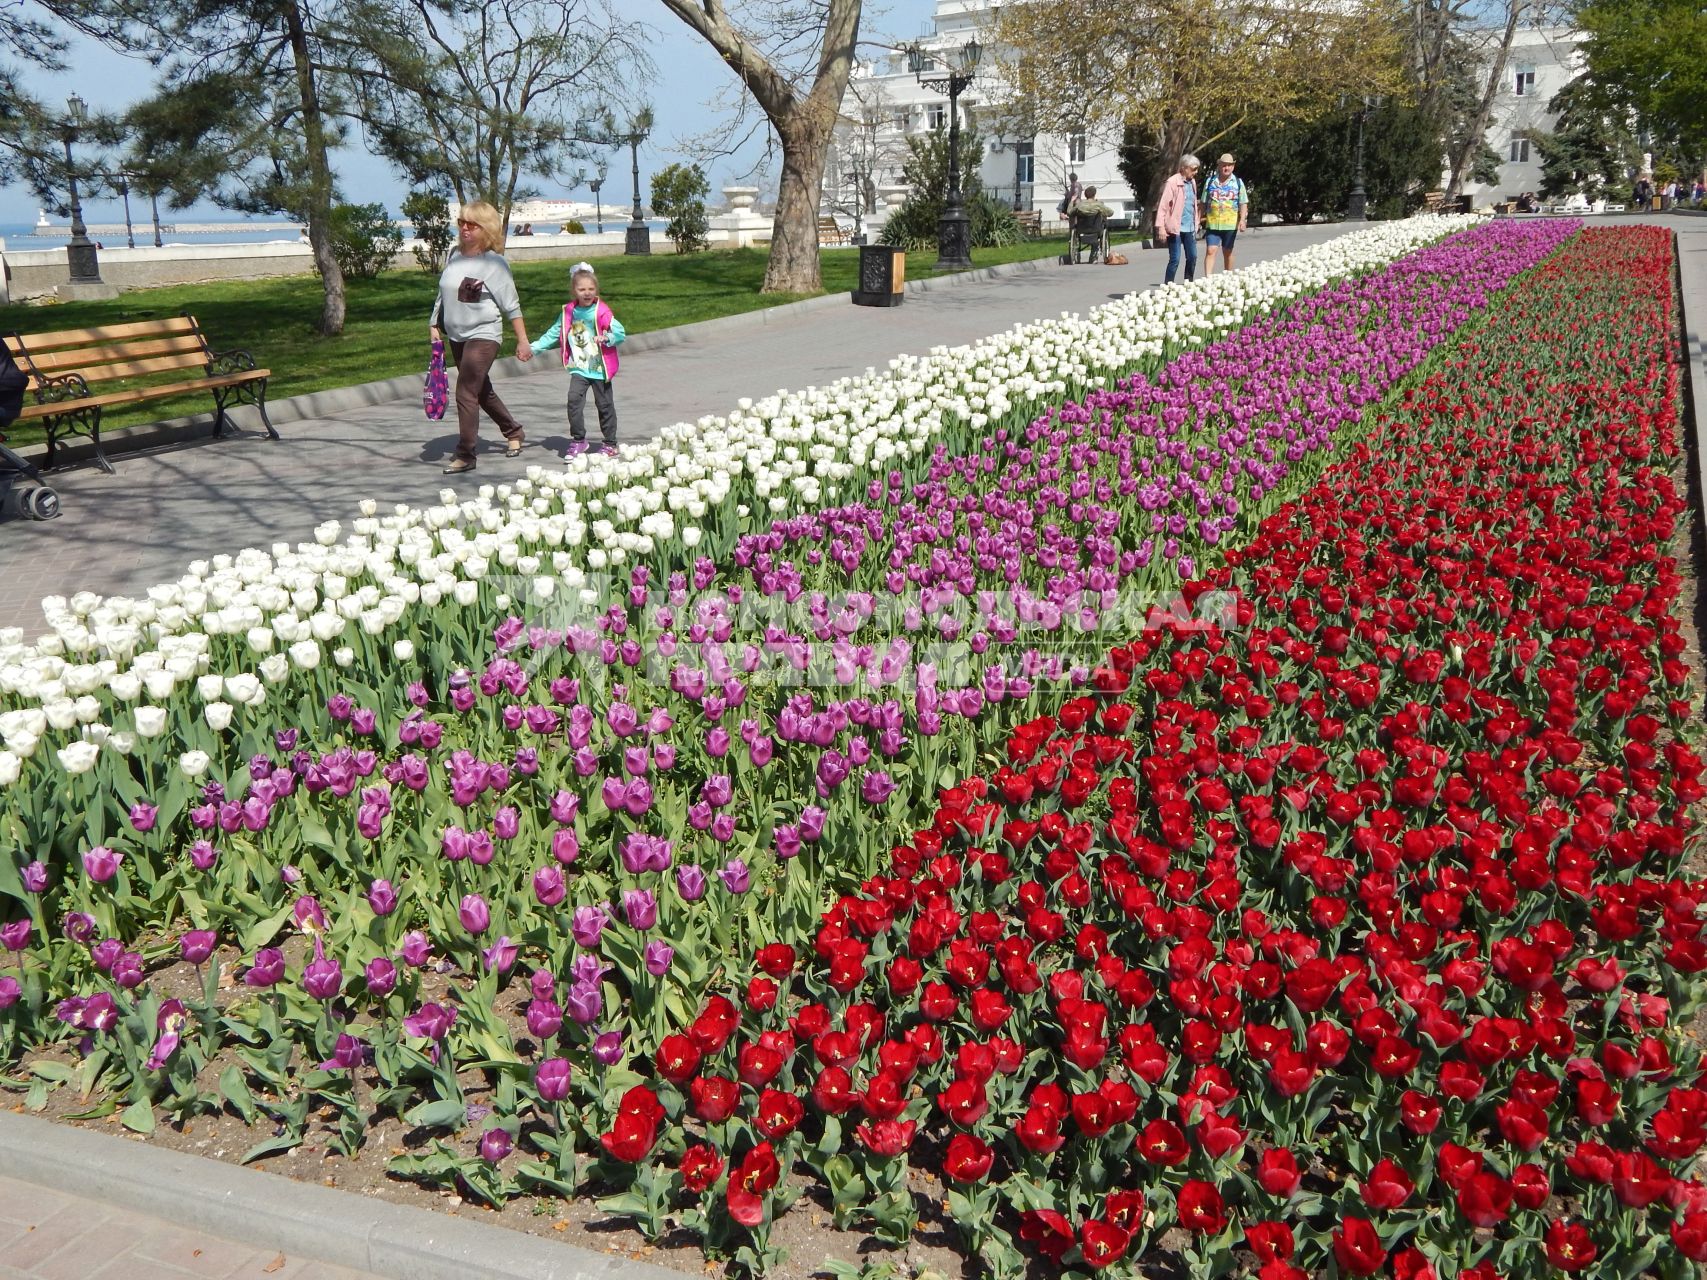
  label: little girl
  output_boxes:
[531,261,627,454]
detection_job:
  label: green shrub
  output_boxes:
[330,202,404,279]
[402,191,453,273]
[563,219,587,235]
[877,124,1021,252]
[650,163,711,253]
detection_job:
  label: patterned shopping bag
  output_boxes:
[423,339,450,420]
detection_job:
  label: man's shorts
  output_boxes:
[1204,227,1238,251]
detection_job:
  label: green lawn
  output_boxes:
[0,236,1135,446]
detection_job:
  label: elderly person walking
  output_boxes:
[1155,154,1202,284]
[1201,153,1248,276]
[429,200,533,474]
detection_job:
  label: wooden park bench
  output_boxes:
[1422,190,1446,215]
[3,315,275,474]
[817,216,850,246]
[1014,209,1042,238]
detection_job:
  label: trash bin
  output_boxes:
[852,243,905,307]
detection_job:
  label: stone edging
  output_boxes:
[0,1110,684,1280]
[9,253,1068,469]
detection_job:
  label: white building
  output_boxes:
[831,0,1138,227]
[1457,24,1584,204]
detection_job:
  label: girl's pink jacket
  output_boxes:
[556,301,620,379]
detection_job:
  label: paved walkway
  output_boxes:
[0,225,1366,636]
[0,1175,373,1280]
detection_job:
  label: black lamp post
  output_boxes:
[117,173,136,249]
[1345,94,1383,222]
[61,94,102,283]
[590,178,604,234]
[907,39,981,270]
[621,108,654,256]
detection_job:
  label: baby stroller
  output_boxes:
[0,343,60,520]
[1066,209,1109,265]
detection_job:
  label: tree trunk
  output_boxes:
[765,112,833,292]
[284,0,346,336]
[1446,0,1525,200]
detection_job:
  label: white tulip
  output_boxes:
[393,639,416,661]
[195,674,224,701]
[134,706,168,737]
[204,702,234,731]
[179,749,211,777]
[226,673,262,705]
[0,751,19,786]
[57,740,99,774]
[333,646,354,667]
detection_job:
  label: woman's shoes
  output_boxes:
[505,435,525,458]
[443,458,475,474]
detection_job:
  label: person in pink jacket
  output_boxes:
[1154,154,1202,285]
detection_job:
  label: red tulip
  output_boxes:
[1332,1217,1386,1276]
[942,1133,992,1183]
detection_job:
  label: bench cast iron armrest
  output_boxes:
[207,348,261,377]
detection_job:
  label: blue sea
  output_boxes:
[4,219,671,249]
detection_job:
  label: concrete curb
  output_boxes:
[10,253,1074,470]
[0,1110,684,1280]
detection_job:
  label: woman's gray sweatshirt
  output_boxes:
[430,251,522,342]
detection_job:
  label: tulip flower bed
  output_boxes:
[578,225,1701,1278]
[0,218,1638,1273]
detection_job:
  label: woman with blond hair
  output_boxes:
[429,200,533,474]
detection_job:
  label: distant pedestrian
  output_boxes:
[531,261,626,455]
[429,200,533,474]
[1057,172,1082,219]
[1634,175,1652,208]
[1662,180,1677,210]
[1201,153,1248,276]
[1694,179,1705,204]
[1155,154,1202,284]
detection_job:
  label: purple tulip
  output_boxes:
[493,806,520,840]
[179,930,217,965]
[606,702,639,737]
[593,1031,623,1065]
[535,1057,571,1102]
[293,895,327,934]
[775,824,802,860]
[676,865,708,902]
[303,943,343,1001]
[397,931,433,968]
[0,919,31,953]
[599,776,626,811]
[245,947,285,987]
[478,1128,512,1163]
[621,778,654,818]
[533,865,567,907]
[365,957,397,997]
[367,879,398,917]
[643,941,674,976]
[280,863,303,885]
[749,736,773,768]
[350,707,377,737]
[403,1001,455,1041]
[861,770,896,805]
[549,790,580,824]
[718,859,751,895]
[327,693,354,722]
[129,802,159,833]
[530,968,555,1000]
[90,937,123,971]
[62,911,96,944]
[565,981,603,1024]
[21,861,47,893]
[0,976,20,1010]
[275,728,299,752]
[622,889,658,931]
[706,727,731,758]
[653,743,677,770]
[81,992,119,1031]
[112,952,146,989]
[82,845,121,883]
[619,832,673,874]
[458,893,490,936]
[189,840,218,871]
[623,745,649,777]
[468,830,495,865]
[570,905,608,948]
[549,827,580,865]
[527,997,564,1039]
[710,814,736,843]
[327,1033,365,1070]
[482,935,518,974]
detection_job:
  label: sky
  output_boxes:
[3,0,940,227]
